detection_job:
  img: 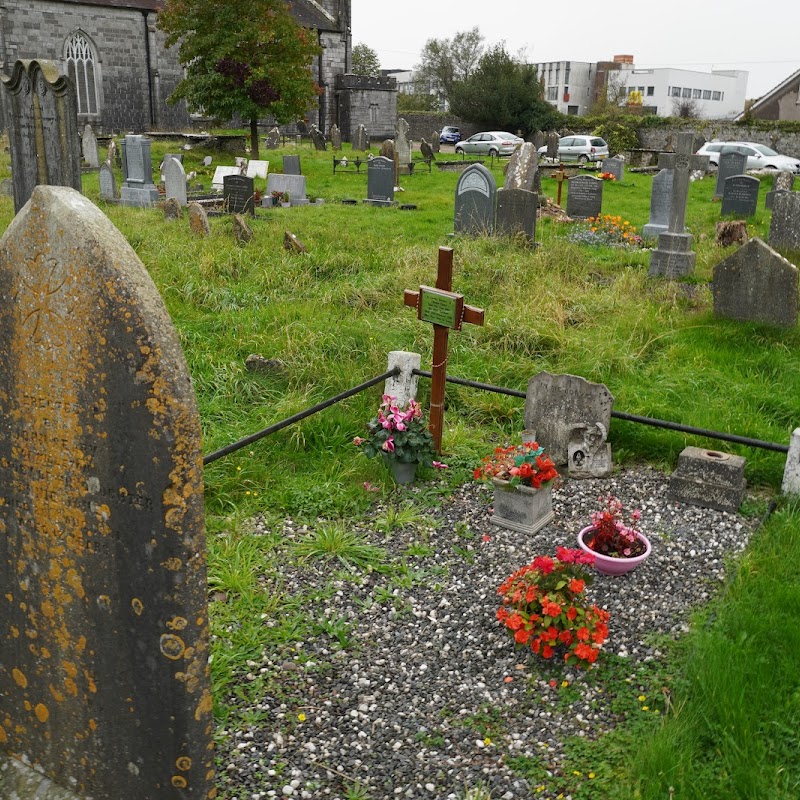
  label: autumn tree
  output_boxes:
[158,0,321,158]
[351,43,381,76]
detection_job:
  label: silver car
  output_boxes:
[537,135,609,164]
[455,131,523,157]
[696,141,800,173]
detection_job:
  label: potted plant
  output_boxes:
[497,547,609,667]
[354,395,442,484]
[281,191,291,208]
[576,495,651,576]
[474,441,559,534]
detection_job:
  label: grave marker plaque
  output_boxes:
[566,175,602,219]
[365,156,395,205]
[0,186,213,800]
[454,163,496,234]
[721,174,759,217]
[714,151,747,199]
[496,188,537,243]
[224,174,255,215]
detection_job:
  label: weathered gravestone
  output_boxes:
[329,124,342,151]
[668,447,747,513]
[768,192,800,253]
[188,201,211,237]
[712,237,798,327]
[354,124,368,152]
[380,139,395,160]
[714,150,747,199]
[211,165,240,189]
[120,135,159,207]
[0,186,213,800]
[159,152,183,181]
[246,159,269,180]
[566,175,602,219]
[721,174,759,217]
[98,162,117,200]
[1,59,82,214]
[642,168,673,240]
[309,125,327,151]
[364,156,395,206]
[202,155,213,167]
[431,132,440,154]
[454,163,496,235]
[105,139,117,168]
[266,127,280,149]
[395,118,412,174]
[265,173,307,205]
[533,130,545,151]
[163,196,182,220]
[282,155,302,175]
[224,174,255,215]
[603,157,624,181]
[765,171,795,210]
[420,139,435,162]
[164,156,188,207]
[0,179,14,197]
[232,213,253,245]
[504,142,539,192]
[523,371,614,469]
[81,124,99,168]
[496,188,537,243]
[546,131,559,160]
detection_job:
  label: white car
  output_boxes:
[696,141,800,173]
[537,135,609,164]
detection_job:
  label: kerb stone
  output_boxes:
[668,447,747,512]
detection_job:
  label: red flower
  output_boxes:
[542,645,554,659]
[576,626,590,642]
[514,628,531,644]
[566,606,578,621]
[507,614,524,631]
[569,578,585,594]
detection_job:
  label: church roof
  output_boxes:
[54,0,163,9]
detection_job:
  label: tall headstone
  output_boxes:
[721,174,759,217]
[98,162,117,200]
[496,188,537,243]
[0,59,82,214]
[364,156,395,206]
[431,131,441,154]
[504,142,539,192]
[712,238,798,327]
[395,117,412,175]
[714,151,747,199]
[765,171,795,210]
[329,124,342,151]
[266,127,280,149]
[380,139,395,160]
[649,132,710,278]
[566,175,603,219]
[768,192,800,253]
[642,169,674,240]
[354,124,368,152]
[81,124,99,168]
[224,174,255,215]
[309,125,327,151]
[119,135,159,207]
[164,156,188,207]
[0,186,212,800]
[283,155,302,175]
[546,131,559,160]
[524,372,614,468]
[603,157,624,181]
[533,130,545,151]
[454,163,497,235]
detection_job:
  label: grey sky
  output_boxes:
[350,0,798,101]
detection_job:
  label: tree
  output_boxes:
[351,43,380,76]
[415,27,484,107]
[397,90,440,113]
[590,70,629,115]
[158,0,321,158]
[449,44,562,135]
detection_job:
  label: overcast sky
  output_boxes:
[350,0,798,101]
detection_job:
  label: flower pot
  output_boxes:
[577,525,651,576]
[383,455,417,485]
[491,480,554,535]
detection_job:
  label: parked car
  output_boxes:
[455,131,524,157]
[696,141,800,173]
[439,126,461,144]
[536,135,609,164]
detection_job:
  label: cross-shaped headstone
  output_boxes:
[403,247,484,452]
[553,167,568,206]
[657,132,709,234]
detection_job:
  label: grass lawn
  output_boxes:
[2,136,799,799]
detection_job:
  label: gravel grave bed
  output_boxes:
[214,466,756,800]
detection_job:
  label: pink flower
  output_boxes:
[353,436,365,446]
[432,461,448,469]
[482,534,491,543]
[362,482,379,492]
[382,436,395,452]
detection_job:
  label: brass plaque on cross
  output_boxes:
[418,286,464,330]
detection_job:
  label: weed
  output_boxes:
[292,523,386,570]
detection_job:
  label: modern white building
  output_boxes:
[620,66,748,119]
[532,61,596,116]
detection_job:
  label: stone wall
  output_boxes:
[335,74,396,141]
[399,112,482,143]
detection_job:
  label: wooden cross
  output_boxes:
[553,167,568,206]
[657,132,709,234]
[403,247,484,453]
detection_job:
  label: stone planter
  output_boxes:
[491,480,554,535]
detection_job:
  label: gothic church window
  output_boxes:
[64,32,99,115]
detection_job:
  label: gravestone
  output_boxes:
[119,135,159,207]
[1,59,82,214]
[712,237,798,327]
[364,156,395,206]
[202,155,213,167]
[329,124,342,151]
[524,372,614,467]
[354,124,368,152]
[546,131,559,160]
[224,174,255,215]
[765,171,795,210]
[309,125,327,151]
[296,119,309,136]
[0,178,14,197]
[768,192,800,252]
[420,139,434,161]
[164,156,188,207]
[265,173,307,205]
[98,162,117,200]
[431,132,440,153]
[246,159,269,180]
[649,132,710,278]
[235,157,248,174]
[188,201,211,237]
[395,118,412,174]
[693,134,707,153]
[504,142,539,192]
[496,188,537,243]
[714,151,747,199]
[163,197,182,220]
[160,152,183,180]
[603,156,624,181]
[232,214,253,245]
[81,124,99,168]
[266,127,280,149]
[533,130,545,151]
[721,174,759,217]
[212,165,241,189]
[0,185,212,800]
[566,175,603,219]
[567,423,612,479]
[105,139,116,168]
[454,163,496,235]
[642,168,674,240]
[282,155,302,175]
[380,139,395,160]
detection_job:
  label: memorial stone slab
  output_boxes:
[99,162,117,200]
[105,139,116,167]
[566,175,603,219]
[0,185,212,800]
[365,156,395,205]
[712,237,798,327]
[765,171,795,210]
[496,188,537,243]
[454,163,496,235]
[224,174,255,215]
[568,422,612,478]
[603,157,624,181]
[504,142,539,191]
[164,156,188,206]
[354,124,368,152]
[282,155,302,175]
[266,127,280,149]
[768,191,800,252]
[246,159,269,180]
[188,201,211,237]
[714,150,747,199]
[81,124,99,168]
[721,174,759,217]
[212,165,241,189]
[668,447,747,513]
[1,59,82,213]
[120,135,159,207]
[309,125,327,151]
[642,168,673,240]
[330,124,342,151]
[265,173,307,205]
[431,132,440,153]
[524,372,614,467]
[546,131,559,160]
